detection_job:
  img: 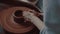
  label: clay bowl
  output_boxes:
[0,0,43,34]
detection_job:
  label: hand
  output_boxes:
[23,11,45,30]
[23,11,35,20]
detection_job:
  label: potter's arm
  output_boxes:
[23,11,45,31]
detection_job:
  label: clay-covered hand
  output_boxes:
[23,11,45,30]
[23,11,35,19]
